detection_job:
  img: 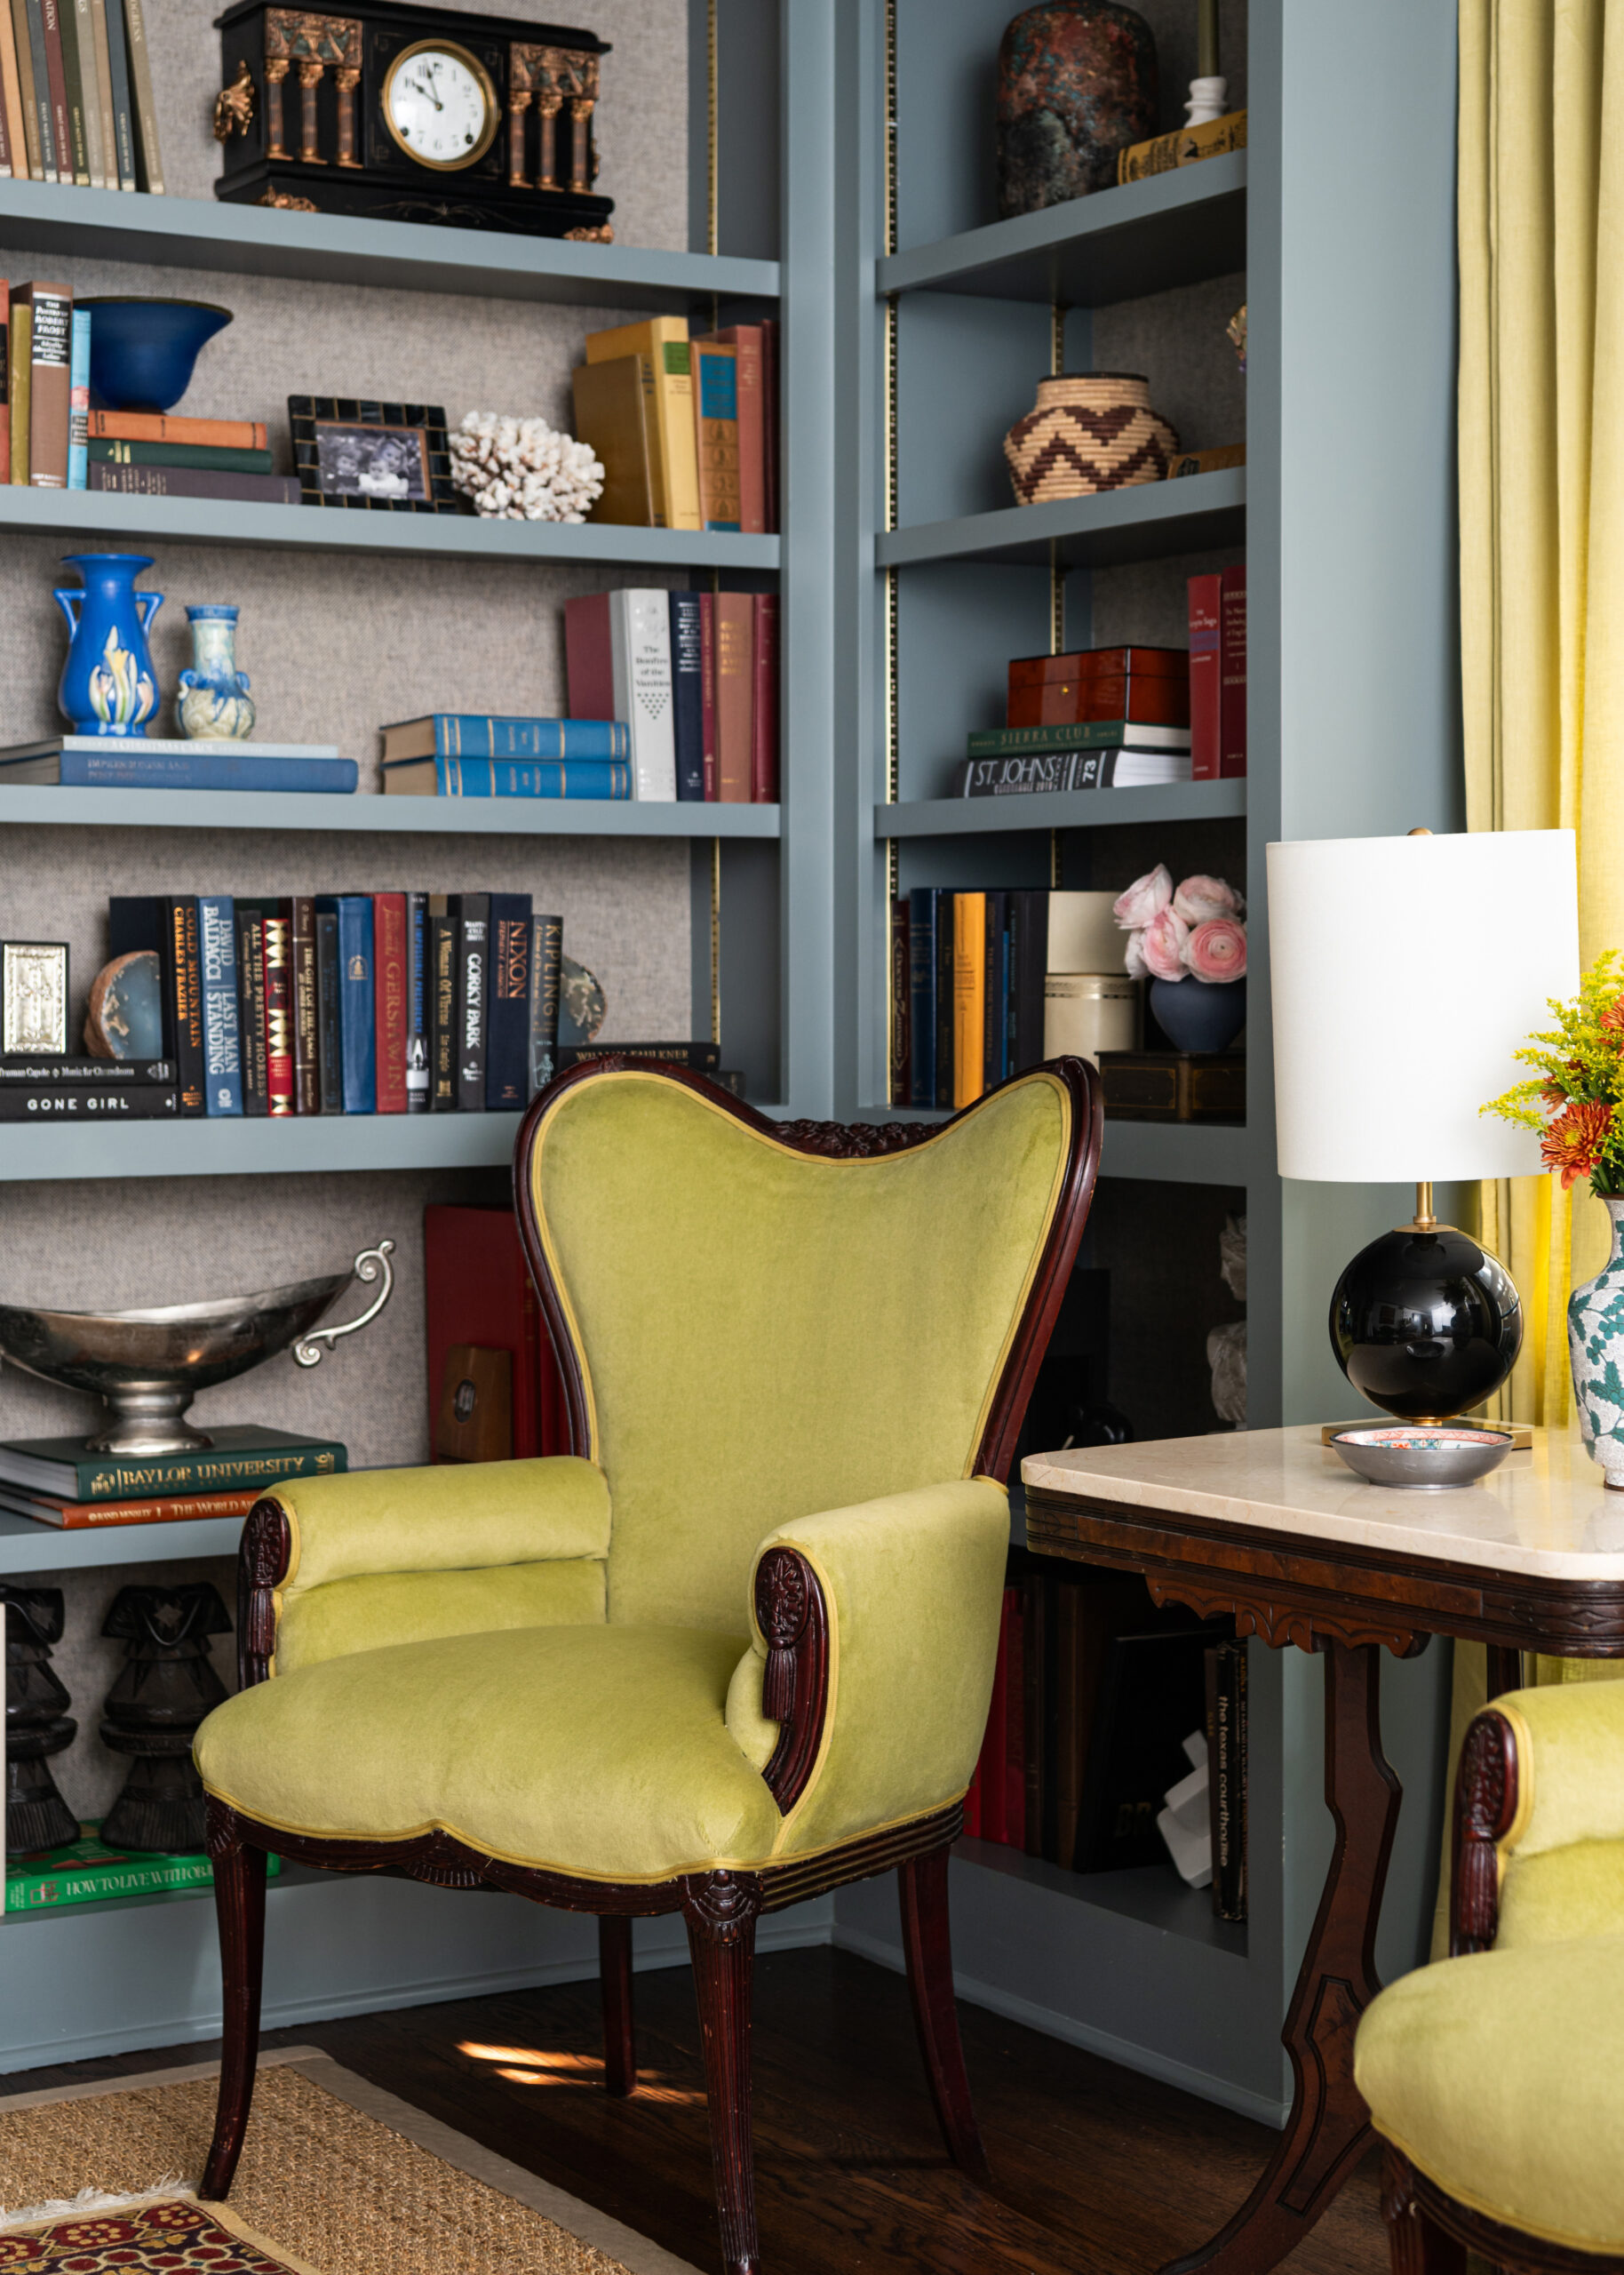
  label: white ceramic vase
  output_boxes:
[1568,1194,1624,1486]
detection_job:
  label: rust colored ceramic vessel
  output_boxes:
[1004,373,1178,504]
[996,0,1158,217]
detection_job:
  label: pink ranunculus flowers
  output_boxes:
[1172,873,1245,927]
[1183,917,1247,983]
[1140,905,1190,981]
[1112,864,1173,930]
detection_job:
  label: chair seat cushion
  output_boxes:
[195,1625,784,1885]
[1354,1933,1624,2251]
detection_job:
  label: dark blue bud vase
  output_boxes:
[1149,975,1246,1055]
[54,553,163,736]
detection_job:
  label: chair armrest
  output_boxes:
[241,1457,610,1685]
[726,1477,1010,1847]
[1453,1680,1624,1953]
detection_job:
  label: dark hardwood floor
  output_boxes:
[3,1945,1386,2275]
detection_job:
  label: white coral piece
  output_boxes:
[450,411,606,523]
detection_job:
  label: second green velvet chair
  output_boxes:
[193,1058,1102,2274]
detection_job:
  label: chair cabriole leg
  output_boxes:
[683,1872,761,2275]
[1381,2144,1466,2275]
[201,1838,267,2199]
[897,1843,990,2182]
[599,1913,636,2095]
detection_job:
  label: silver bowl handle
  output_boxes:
[292,1240,396,1369]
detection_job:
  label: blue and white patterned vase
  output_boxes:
[53,552,162,735]
[177,604,254,740]
[1568,1196,1624,1487]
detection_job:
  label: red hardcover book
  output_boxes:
[262,906,294,1117]
[705,323,765,534]
[699,589,718,799]
[716,591,752,802]
[36,0,70,184]
[1188,573,1222,780]
[373,891,408,1114]
[1002,1586,1024,1845]
[564,592,614,721]
[424,1203,568,1461]
[760,317,779,535]
[751,592,778,802]
[979,1599,1010,1845]
[1219,562,1246,778]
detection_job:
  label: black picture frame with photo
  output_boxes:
[288,397,459,513]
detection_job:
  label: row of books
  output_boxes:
[97,890,566,1119]
[0,0,163,193]
[561,588,779,803]
[571,315,779,535]
[966,1561,1248,1919]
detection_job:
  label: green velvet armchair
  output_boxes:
[1356,1678,1624,2271]
[193,1057,1102,2273]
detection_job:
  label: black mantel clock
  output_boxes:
[211,0,614,239]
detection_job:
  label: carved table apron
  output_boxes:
[1021,1424,1624,2275]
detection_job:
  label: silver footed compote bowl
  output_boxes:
[0,1241,394,1455]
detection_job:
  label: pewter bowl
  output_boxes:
[1331,1424,1515,1491]
[0,1240,394,1455]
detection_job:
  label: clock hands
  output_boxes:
[405,73,443,109]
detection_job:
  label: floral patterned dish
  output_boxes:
[1330,1425,1516,1491]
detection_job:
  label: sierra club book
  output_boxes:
[404,890,428,1114]
[372,890,408,1114]
[700,324,766,533]
[0,1422,346,1504]
[485,892,532,1111]
[951,750,1192,796]
[569,353,658,525]
[0,1482,262,1528]
[197,893,242,1117]
[380,755,629,801]
[90,465,300,506]
[1189,572,1222,779]
[6,1827,282,1912]
[454,891,490,1112]
[90,412,269,448]
[290,895,318,1114]
[714,590,752,802]
[88,437,273,473]
[609,588,678,802]
[314,906,340,1116]
[966,720,1192,758]
[315,895,375,1114]
[692,335,741,531]
[233,898,268,1116]
[262,903,293,1115]
[379,714,629,765]
[0,1055,171,1083]
[529,911,562,1094]
[429,895,456,1111]
[0,1085,177,1120]
[669,590,705,801]
[583,317,700,531]
[0,746,358,792]
[66,305,87,487]
[25,279,69,488]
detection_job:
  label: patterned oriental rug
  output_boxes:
[0,2050,702,2275]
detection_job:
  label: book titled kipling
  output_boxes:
[0,738,356,792]
[379,714,630,764]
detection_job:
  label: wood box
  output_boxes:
[1096,1050,1246,1122]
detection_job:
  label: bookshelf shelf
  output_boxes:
[876,782,1246,836]
[880,153,1246,308]
[0,1505,249,1576]
[878,468,1246,572]
[0,1108,525,1183]
[885,1114,1250,1187]
[0,486,781,571]
[0,180,781,313]
[0,787,781,838]
[954,1838,1248,1956]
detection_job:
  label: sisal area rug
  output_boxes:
[0,2048,702,2275]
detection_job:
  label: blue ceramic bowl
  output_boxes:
[79,298,234,412]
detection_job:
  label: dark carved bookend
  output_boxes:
[100,1583,232,1854]
[1,1585,81,1856]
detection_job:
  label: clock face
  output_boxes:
[382,41,498,171]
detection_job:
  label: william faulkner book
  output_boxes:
[0,1423,346,1503]
[372,890,408,1114]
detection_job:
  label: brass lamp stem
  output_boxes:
[1413,1180,1437,1232]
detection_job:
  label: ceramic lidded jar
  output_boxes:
[1568,1196,1624,1485]
[1004,372,1179,505]
[996,0,1158,218]
[178,604,255,741]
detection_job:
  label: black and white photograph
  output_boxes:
[312,421,431,502]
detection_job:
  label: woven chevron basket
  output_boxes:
[1004,373,1179,504]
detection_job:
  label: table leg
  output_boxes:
[1163,1637,1401,2275]
[1485,1645,1523,1699]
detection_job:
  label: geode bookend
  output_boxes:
[996,0,1158,217]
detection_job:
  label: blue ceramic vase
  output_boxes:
[54,554,163,736]
[1150,975,1246,1054]
[1568,1198,1624,1486]
[178,605,254,740]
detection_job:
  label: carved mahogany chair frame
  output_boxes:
[1379,1705,1624,2275]
[201,1057,1103,2275]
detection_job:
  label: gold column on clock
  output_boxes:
[334,65,361,164]
[263,56,289,156]
[295,58,325,162]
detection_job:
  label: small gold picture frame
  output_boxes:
[1,942,69,1056]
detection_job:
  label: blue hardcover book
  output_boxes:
[404,890,428,1114]
[382,715,630,761]
[485,892,533,1111]
[908,887,939,1111]
[35,753,359,793]
[197,895,243,1117]
[380,754,630,799]
[68,312,91,491]
[669,592,705,802]
[314,896,376,1114]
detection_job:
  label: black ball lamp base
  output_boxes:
[1329,1185,1524,1423]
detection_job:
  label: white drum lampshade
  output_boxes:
[1266,828,1580,1421]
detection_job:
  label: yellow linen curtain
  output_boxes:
[1436,0,1624,1957]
